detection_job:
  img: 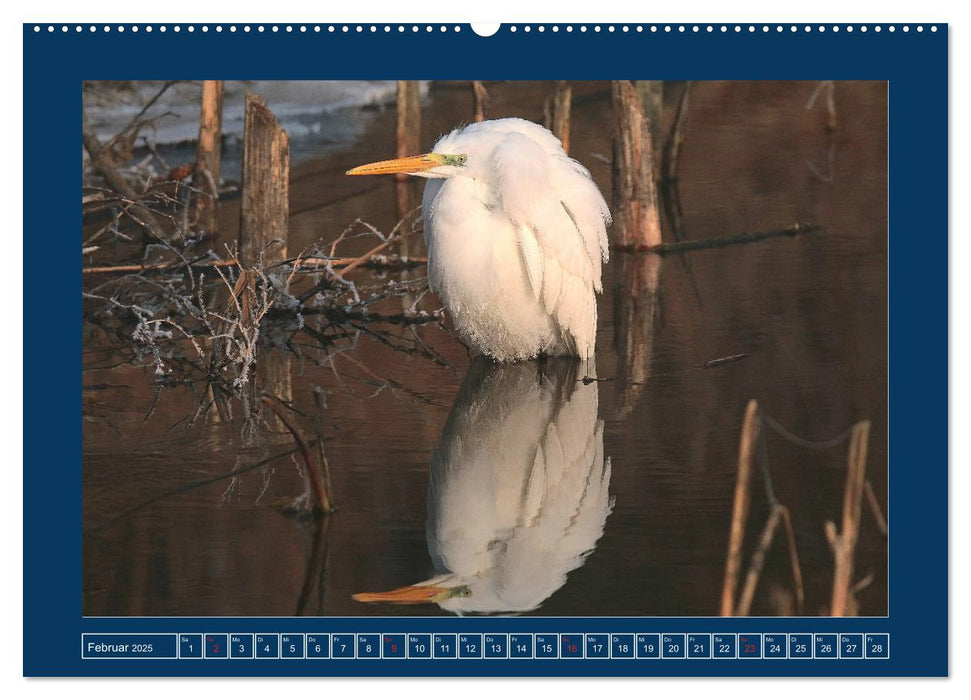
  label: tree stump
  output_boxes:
[636,80,664,156]
[239,92,289,267]
[611,80,663,249]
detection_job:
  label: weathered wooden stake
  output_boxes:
[239,92,289,267]
[720,399,760,616]
[551,81,572,153]
[472,80,489,122]
[194,80,224,235]
[827,420,872,616]
[611,80,663,249]
[396,81,422,160]
[395,81,422,222]
[636,80,664,154]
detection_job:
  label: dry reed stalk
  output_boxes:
[864,480,888,536]
[779,505,806,614]
[720,399,760,616]
[826,420,871,616]
[735,505,783,616]
[733,504,805,616]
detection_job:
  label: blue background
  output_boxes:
[23,22,948,677]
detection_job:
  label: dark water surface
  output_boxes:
[83,81,887,617]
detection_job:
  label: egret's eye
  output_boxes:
[440,154,468,167]
[449,585,472,598]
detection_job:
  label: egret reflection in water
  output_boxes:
[354,357,613,614]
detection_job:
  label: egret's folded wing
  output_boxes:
[493,135,608,357]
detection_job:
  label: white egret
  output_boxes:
[348,118,611,361]
[353,358,612,613]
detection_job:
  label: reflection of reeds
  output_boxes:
[295,514,333,616]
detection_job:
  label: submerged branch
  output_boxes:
[616,222,821,255]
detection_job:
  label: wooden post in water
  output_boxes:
[551,81,572,153]
[611,80,663,249]
[395,81,422,222]
[194,80,224,236]
[396,81,422,161]
[472,81,489,122]
[636,81,664,158]
[238,93,291,428]
[239,92,289,267]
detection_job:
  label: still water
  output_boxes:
[83,81,887,617]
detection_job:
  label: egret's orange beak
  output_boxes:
[352,584,451,604]
[346,153,442,176]
[352,583,471,605]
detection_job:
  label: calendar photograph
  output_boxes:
[81,78,888,619]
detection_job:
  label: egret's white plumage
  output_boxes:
[349,118,611,361]
[353,358,613,614]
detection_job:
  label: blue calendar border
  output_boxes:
[23,22,947,677]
